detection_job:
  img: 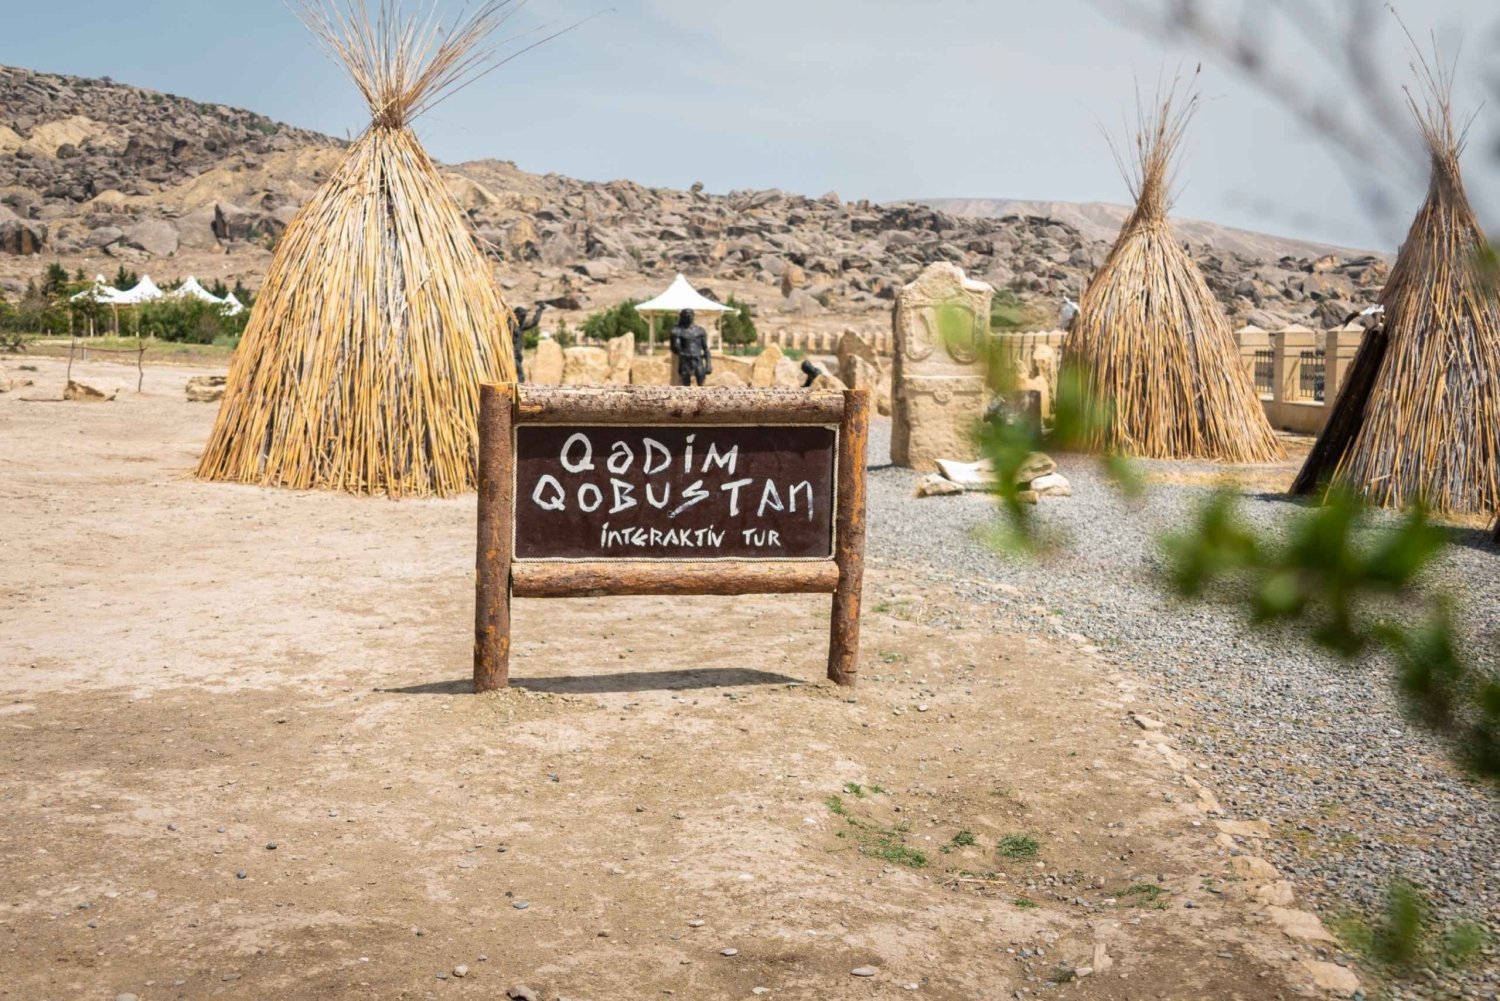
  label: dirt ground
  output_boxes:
[2,358,1341,1000]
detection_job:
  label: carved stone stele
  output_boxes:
[890,262,994,470]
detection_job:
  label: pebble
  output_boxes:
[687,919,705,928]
[508,986,538,1001]
[266,842,277,850]
[452,965,469,978]
[512,900,530,910]
[166,823,177,831]
[235,870,246,879]
[851,966,878,977]
[721,948,739,957]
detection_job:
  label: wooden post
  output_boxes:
[474,383,515,692]
[136,337,146,393]
[828,389,870,686]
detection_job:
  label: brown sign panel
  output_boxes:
[514,424,836,561]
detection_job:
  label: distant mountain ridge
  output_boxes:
[920,198,1387,262]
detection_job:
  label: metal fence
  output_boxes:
[1299,349,1326,402]
[1253,350,1274,395]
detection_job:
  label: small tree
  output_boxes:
[720,296,759,351]
[112,266,140,291]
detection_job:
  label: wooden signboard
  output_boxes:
[474,385,870,692]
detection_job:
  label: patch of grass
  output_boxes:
[873,601,890,614]
[1012,896,1038,909]
[996,833,1040,860]
[868,837,928,868]
[1115,883,1169,909]
[1048,965,1076,984]
[989,786,1014,799]
[826,787,926,869]
[878,650,904,664]
[940,829,978,855]
[840,782,887,798]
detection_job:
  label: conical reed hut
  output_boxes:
[1063,80,1284,462]
[1292,62,1500,514]
[196,1,518,498]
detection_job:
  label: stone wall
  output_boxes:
[982,323,1371,437]
[760,327,894,356]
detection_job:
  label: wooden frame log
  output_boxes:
[473,383,515,692]
[827,389,870,686]
[517,385,846,425]
[513,560,840,598]
[473,385,871,692]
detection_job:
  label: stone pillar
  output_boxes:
[890,262,994,471]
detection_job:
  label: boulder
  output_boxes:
[0,362,28,393]
[212,202,263,242]
[562,345,610,385]
[772,356,802,388]
[630,353,672,386]
[1302,961,1359,998]
[605,333,633,384]
[125,219,179,257]
[0,207,46,255]
[175,207,222,251]
[780,263,807,297]
[705,370,747,388]
[87,225,125,249]
[185,375,226,403]
[1028,472,1071,498]
[750,344,788,388]
[1014,452,1057,484]
[714,355,755,384]
[915,473,964,498]
[531,337,564,385]
[64,379,117,401]
[837,328,879,377]
[781,289,824,315]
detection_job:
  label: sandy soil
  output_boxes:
[2,358,1331,1000]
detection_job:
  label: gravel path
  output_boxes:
[863,420,1500,997]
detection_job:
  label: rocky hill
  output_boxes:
[0,64,1387,332]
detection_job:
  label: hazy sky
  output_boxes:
[2,0,1495,251]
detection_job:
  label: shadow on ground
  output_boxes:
[383,668,802,696]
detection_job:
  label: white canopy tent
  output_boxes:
[169,276,223,305]
[70,274,122,305]
[113,275,165,306]
[633,274,738,353]
[222,292,245,317]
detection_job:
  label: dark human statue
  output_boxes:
[670,308,712,386]
[510,303,546,383]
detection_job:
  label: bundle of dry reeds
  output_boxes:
[1063,78,1284,463]
[196,1,518,498]
[1301,60,1500,515]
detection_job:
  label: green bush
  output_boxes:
[580,299,648,343]
[137,298,247,345]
